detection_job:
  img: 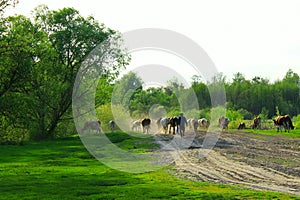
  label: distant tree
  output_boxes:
[112,71,143,107]
[208,72,227,107]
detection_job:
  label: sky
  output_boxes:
[5,0,300,84]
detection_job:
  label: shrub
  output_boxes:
[292,114,300,129]
[0,116,28,144]
[96,104,131,132]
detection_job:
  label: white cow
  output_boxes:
[81,120,102,134]
[198,118,210,129]
[131,120,142,132]
[160,117,170,134]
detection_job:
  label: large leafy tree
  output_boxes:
[0,6,130,141]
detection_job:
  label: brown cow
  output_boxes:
[273,115,294,133]
[251,116,261,129]
[218,116,230,131]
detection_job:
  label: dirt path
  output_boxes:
[155,130,300,195]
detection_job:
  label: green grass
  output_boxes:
[245,128,300,138]
[0,131,299,199]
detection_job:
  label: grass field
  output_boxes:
[246,128,300,139]
[0,131,299,199]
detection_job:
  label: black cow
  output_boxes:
[109,120,116,132]
[237,122,246,130]
[141,118,151,133]
[169,117,179,135]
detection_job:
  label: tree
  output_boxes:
[29,6,129,139]
[0,6,130,140]
[0,15,41,139]
[208,72,227,107]
[112,71,143,107]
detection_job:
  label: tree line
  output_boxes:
[110,70,299,123]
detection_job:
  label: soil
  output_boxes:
[154,130,300,196]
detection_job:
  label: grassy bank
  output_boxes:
[245,128,300,139]
[0,131,298,199]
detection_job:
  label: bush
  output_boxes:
[292,114,300,129]
[184,109,201,119]
[0,116,28,144]
[199,108,211,120]
[97,104,131,132]
[167,109,181,118]
[54,121,76,138]
[237,108,253,120]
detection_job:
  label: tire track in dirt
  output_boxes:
[155,131,300,195]
[173,149,300,195]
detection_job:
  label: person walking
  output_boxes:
[178,113,188,137]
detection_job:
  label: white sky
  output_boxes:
[5,0,300,83]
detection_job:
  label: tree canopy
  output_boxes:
[0,6,130,142]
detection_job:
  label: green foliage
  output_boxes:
[0,116,28,144]
[226,109,243,129]
[210,106,226,127]
[292,114,300,129]
[237,108,253,120]
[96,104,131,131]
[275,106,281,116]
[199,108,211,120]
[96,104,114,131]
[0,6,129,141]
[184,109,201,119]
[259,107,269,120]
[149,104,167,119]
[96,69,300,132]
[167,109,182,118]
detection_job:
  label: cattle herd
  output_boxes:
[80,114,295,135]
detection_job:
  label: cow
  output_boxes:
[273,115,294,133]
[237,122,246,130]
[251,116,261,129]
[160,117,170,134]
[132,120,141,132]
[187,118,194,129]
[109,120,116,132]
[81,120,102,134]
[169,116,179,135]
[156,117,162,129]
[188,118,199,133]
[218,116,230,131]
[198,118,210,129]
[141,118,151,133]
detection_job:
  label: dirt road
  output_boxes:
[156,130,300,195]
